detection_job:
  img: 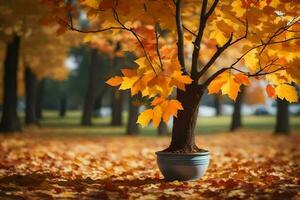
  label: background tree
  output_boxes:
[275,98,290,134]
[230,86,245,131]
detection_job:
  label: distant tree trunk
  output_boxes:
[81,49,100,125]
[111,89,124,126]
[93,86,107,117]
[158,122,169,136]
[213,94,222,116]
[59,96,67,117]
[126,95,139,135]
[35,79,45,120]
[0,35,21,133]
[25,66,38,125]
[230,86,245,131]
[275,98,290,134]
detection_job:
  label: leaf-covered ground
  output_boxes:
[0,132,299,200]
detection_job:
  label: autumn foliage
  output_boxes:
[40,0,300,129]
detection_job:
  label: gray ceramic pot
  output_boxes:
[156,151,210,181]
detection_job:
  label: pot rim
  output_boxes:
[155,150,209,156]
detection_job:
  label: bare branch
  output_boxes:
[155,23,164,71]
[194,19,248,81]
[190,0,208,78]
[205,0,219,19]
[112,8,157,74]
[259,17,300,55]
[182,24,197,37]
[228,36,300,70]
[175,0,186,72]
[195,32,233,81]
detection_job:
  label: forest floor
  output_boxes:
[0,131,299,199]
[0,112,299,199]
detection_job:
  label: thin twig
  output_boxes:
[155,23,164,71]
[112,8,157,74]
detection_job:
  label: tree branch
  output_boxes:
[190,0,208,79]
[155,23,163,71]
[195,19,248,81]
[112,8,157,74]
[205,0,219,19]
[175,0,186,72]
[195,32,233,81]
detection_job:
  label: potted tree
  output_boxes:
[42,0,300,181]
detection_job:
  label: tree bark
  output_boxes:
[110,89,124,126]
[213,94,222,116]
[158,122,169,136]
[275,98,290,134]
[35,79,45,120]
[165,85,204,152]
[81,49,100,125]
[126,95,140,135]
[59,96,67,117]
[0,35,21,133]
[230,86,245,131]
[25,66,38,125]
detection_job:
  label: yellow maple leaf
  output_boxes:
[221,77,240,101]
[119,76,139,90]
[137,109,153,128]
[243,49,259,72]
[275,84,298,103]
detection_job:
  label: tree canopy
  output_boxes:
[41,0,300,127]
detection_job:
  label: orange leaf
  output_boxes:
[266,84,276,99]
[121,69,137,77]
[152,106,162,128]
[162,100,183,123]
[151,97,165,106]
[234,73,250,85]
[106,76,123,86]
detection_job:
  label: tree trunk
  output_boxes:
[93,86,107,117]
[158,122,169,136]
[126,95,140,135]
[59,96,67,117]
[275,98,290,134]
[213,94,221,116]
[230,86,245,131]
[110,89,124,126]
[0,35,21,133]
[165,85,204,152]
[35,79,45,120]
[25,66,38,125]
[81,49,100,125]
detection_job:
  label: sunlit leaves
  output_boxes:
[137,109,153,128]
[40,0,300,127]
[106,76,123,86]
[275,84,298,103]
[208,71,250,101]
[243,49,259,72]
[137,99,183,127]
